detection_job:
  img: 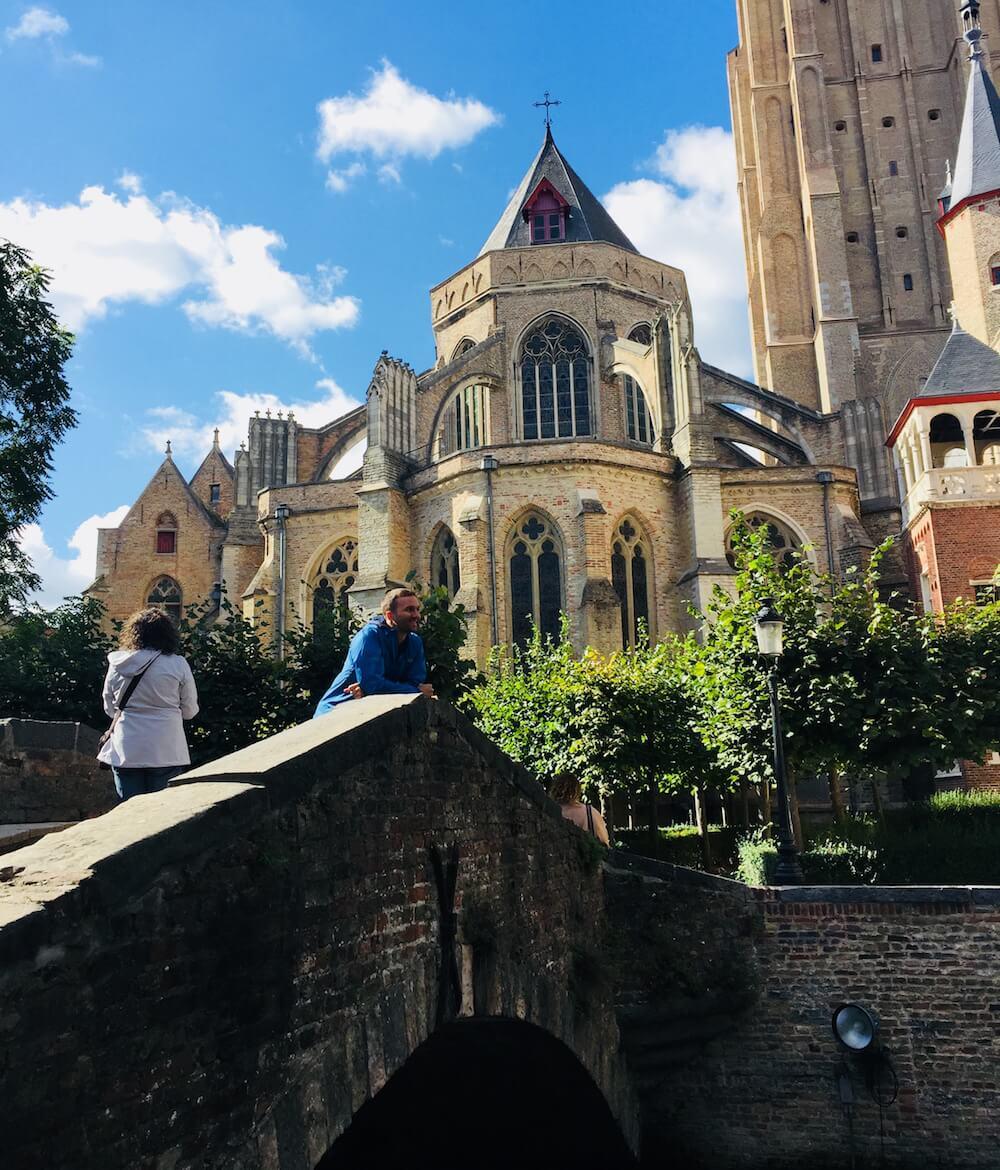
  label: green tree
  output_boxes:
[691,515,1000,829]
[0,241,77,615]
[0,595,115,727]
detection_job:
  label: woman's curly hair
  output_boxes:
[119,608,180,654]
[548,773,582,805]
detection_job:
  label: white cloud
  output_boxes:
[6,6,68,39]
[116,171,142,195]
[377,163,401,186]
[316,60,499,187]
[140,377,363,459]
[5,6,100,66]
[325,162,366,194]
[19,505,130,609]
[0,184,360,354]
[603,125,752,377]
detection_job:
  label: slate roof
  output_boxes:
[479,127,637,256]
[949,30,1000,208]
[920,322,1000,397]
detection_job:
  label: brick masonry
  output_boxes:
[611,854,1000,1169]
[0,697,637,1170]
[0,719,111,825]
[1,700,999,1169]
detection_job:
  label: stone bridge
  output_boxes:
[1,697,999,1169]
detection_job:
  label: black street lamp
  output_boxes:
[754,599,804,884]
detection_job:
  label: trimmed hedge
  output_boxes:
[734,790,1000,885]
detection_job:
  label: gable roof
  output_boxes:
[124,453,228,531]
[479,127,637,256]
[949,27,1000,209]
[921,321,1000,397]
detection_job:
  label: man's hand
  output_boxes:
[419,683,435,698]
[343,683,365,700]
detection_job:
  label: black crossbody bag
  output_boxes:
[97,653,161,770]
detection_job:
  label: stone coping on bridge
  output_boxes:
[0,695,565,951]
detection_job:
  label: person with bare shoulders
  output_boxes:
[548,774,610,846]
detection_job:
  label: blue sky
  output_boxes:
[2,1,749,605]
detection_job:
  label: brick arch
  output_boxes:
[313,417,368,481]
[0,699,640,1168]
[724,505,816,567]
[316,1018,635,1167]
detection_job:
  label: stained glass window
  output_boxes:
[312,538,359,618]
[431,528,461,597]
[520,319,591,440]
[611,517,653,648]
[725,514,801,571]
[623,375,655,445]
[507,511,564,647]
[147,576,182,624]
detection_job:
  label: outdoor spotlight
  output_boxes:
[754,598,784,658]
[832,1002,880,1053]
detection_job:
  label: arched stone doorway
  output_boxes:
[316,1018,638,1170]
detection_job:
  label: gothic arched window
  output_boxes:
[725,513,802,571]
[440,384,490,456]
[147,576,182,624]
[623,375,656,445]
[431,528,461,597]
[627,323,652,346]
[312,538,358,617]
[611,517,653,648]
[519,318,592,440]
[452,338,476,359]
[507,511,564,647]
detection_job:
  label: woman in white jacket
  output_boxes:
[98,608,199,801]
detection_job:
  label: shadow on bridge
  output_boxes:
[318,1016,638,1170]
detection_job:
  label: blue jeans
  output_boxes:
[113,765,186,801]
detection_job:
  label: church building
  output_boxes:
[88,125,874,667]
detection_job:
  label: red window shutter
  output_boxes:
[157,530,176,554]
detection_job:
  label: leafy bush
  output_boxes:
[617,825,740,873]
[734,798,1000,886]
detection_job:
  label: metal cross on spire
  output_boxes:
[533,91,561,128]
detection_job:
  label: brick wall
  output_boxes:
[0,697,637,1170]
[613,854,1000,1169]
[0,719,111,825]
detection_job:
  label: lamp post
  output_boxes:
[754,599,803,884]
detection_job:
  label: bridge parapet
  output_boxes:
[0,696,638,1169]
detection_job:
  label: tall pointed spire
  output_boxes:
[948,0,1000,209]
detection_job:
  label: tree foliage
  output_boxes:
[468,620,720,803]
[0,595,115,728]
[692,516,1000,786]
[0,241,77,615]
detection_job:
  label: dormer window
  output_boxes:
[522,178,569,244]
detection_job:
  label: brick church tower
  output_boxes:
[887,0,1000,786]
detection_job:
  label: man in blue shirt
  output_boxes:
[313,588,434,716]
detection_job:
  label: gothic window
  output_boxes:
[627,323,652,346]
[155,511,177,555]
[147,576,182,624]
[519,318,592,440]
[623,375,656,446]
[725,513,802,571]
[611,517,654,648]
[507,511,564,647]
[209,483,221,504]
[431,528,461,598]
[312,538,358,617]
[453,338,476,359]
[441,384,490,455]
[990,252,1000,286]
